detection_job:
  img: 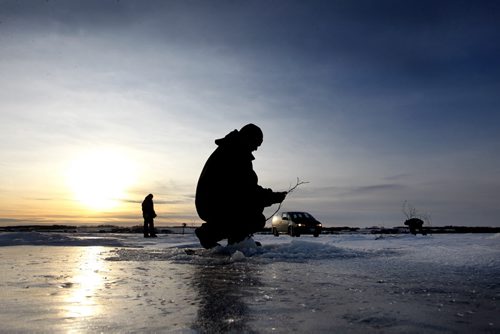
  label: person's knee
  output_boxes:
[239,215,265,235]
[201,221,228,241]
[252,213,266,229]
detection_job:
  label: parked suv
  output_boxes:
[271,211,322,237]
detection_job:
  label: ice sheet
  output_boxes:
[0,232,498,333]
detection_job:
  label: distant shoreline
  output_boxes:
[1,224,499,235]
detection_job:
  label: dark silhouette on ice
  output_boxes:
[142,194,157,238]
[191,264,257,332]
[404,218,426,235]
[195,123,286,248]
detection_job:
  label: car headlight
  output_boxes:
[297,223,305,227]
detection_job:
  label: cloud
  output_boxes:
[298,183,407,199]
[347,184,406,195]
[121,198,189,205]
[383,174,413,181]
[0,217,31,225]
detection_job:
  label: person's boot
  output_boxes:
[195,226,219,249]
[227,234,244,245]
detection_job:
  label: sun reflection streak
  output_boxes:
[64,247,106,321]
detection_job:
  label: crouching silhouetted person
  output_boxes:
[195,124,286,249]
[404,218,426,235]
[142,194,157,238]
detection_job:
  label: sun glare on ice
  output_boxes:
[64,247,106,319]
[66,149,136,211]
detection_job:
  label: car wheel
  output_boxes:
[272,227,279,237]
[313,233,319,237]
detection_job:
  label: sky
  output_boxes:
[0,0,499,228]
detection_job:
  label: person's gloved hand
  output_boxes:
[272,191,287,204]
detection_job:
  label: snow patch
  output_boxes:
[0,232,126,247]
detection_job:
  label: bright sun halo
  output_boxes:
[67,149,136,211]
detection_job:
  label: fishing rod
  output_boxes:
[266,177,309,221]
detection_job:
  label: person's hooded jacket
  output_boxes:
[195,129,276,222]
[142,194,156,219]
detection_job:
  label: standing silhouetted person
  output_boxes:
[142,194,157,238]
[195,123,286,248]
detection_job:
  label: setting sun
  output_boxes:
[66,149,136,211]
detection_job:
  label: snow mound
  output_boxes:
[106,238,381,265]
[259,239,374,262]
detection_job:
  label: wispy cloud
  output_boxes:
[121,198,189,205]
[345,184,407,196]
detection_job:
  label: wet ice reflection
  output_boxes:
[63,247,106,319]
[191,263,260,333]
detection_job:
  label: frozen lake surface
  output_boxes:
[0,232,499,333]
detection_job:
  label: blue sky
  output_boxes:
[0,0,499,227]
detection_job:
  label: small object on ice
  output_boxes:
[404,218,426,235]
[184,249,197,256]
[59,282,74,289]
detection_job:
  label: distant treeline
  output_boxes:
[318,226,500,234]
[1,224,499,234]
[0,224,189,234]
